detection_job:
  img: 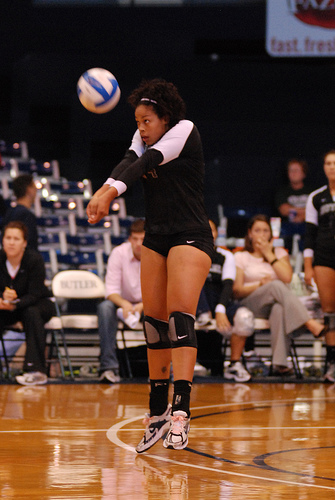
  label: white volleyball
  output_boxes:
[77,67,120,114]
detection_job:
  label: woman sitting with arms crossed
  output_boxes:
[233,214,325,376]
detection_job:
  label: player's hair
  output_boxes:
[130,218,145,235]
[286,158,308,176]
[12,174,34,199]
[323,149,335,161]
[128,78,186,128]
[3,220,28,241]
[244,214,273,253]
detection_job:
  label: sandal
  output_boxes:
[314,325,329,339]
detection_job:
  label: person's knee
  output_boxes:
[143,316,170,349]
[21,305,39,321]
[268,280,287,292]
[98,299,116,316]
[168,311,197,348]
[232,307,254,337]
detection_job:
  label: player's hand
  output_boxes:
[259,275,273,286]
[87,188,118,224]
[133,302,143,315]
[215,312,231,334]
[304,267,314,286]
[3,287,17,302]
[86,196,99,223]
[0,298,15,310]
[254,237,274,261]
[122,302,135,319]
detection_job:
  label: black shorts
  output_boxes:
[313,242,335,269]
[313,253,335,270]
[143,228,215,260]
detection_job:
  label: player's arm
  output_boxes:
[215,249,236,331]
[304,222,317,285]
[303,193,318,285]
[87,132,142,223]
[278,202,293,217]
[87,185,119,224]
[233,266,259,298]
[215,279,234,332]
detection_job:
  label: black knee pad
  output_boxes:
[168,311,197,349]
[324,313,335,330]
[143,316,170,350]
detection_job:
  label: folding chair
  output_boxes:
[253,318,303,379]
[0,312,71,380]
[0,322,25,378]
[44,311,73,379]
[117,319,145,379]
[50,270,106,378]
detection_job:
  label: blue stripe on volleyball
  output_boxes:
[96,79,119,107]
[83,74,118,107]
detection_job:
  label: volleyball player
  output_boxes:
[304,150,335,382]
[86,78,213,451]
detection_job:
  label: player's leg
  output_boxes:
[314,266,335,381]
[136,245,172,453]
[163,245,211,450]
[224,304,253,382]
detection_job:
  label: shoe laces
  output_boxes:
[170,414,187,433]
[142,414,151,426]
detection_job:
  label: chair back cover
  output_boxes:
[52,270,105,299]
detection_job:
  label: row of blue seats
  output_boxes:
[0,140,28,159]
[41,248,111,281]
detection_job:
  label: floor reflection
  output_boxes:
[0,382,334,499]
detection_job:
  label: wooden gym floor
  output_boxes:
[1,381,335,499]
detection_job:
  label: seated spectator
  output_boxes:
[98,219,145,383]
[196,220,254,382]
[0,221,56,385]
[275,158,312,250]
[233,214,326,376]
[2,174,38,250]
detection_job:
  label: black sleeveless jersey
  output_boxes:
[304,185,335,260]
[108,120,210,235]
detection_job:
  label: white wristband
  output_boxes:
[111,180,127,196]
[104,177,115,186]
[215,304,226,314]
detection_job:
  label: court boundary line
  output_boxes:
[106,399,335,491]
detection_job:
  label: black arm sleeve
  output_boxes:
[304,222,318,252]
[218,279,234,309]
[109,150,138,179]
[110,149,163,188]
